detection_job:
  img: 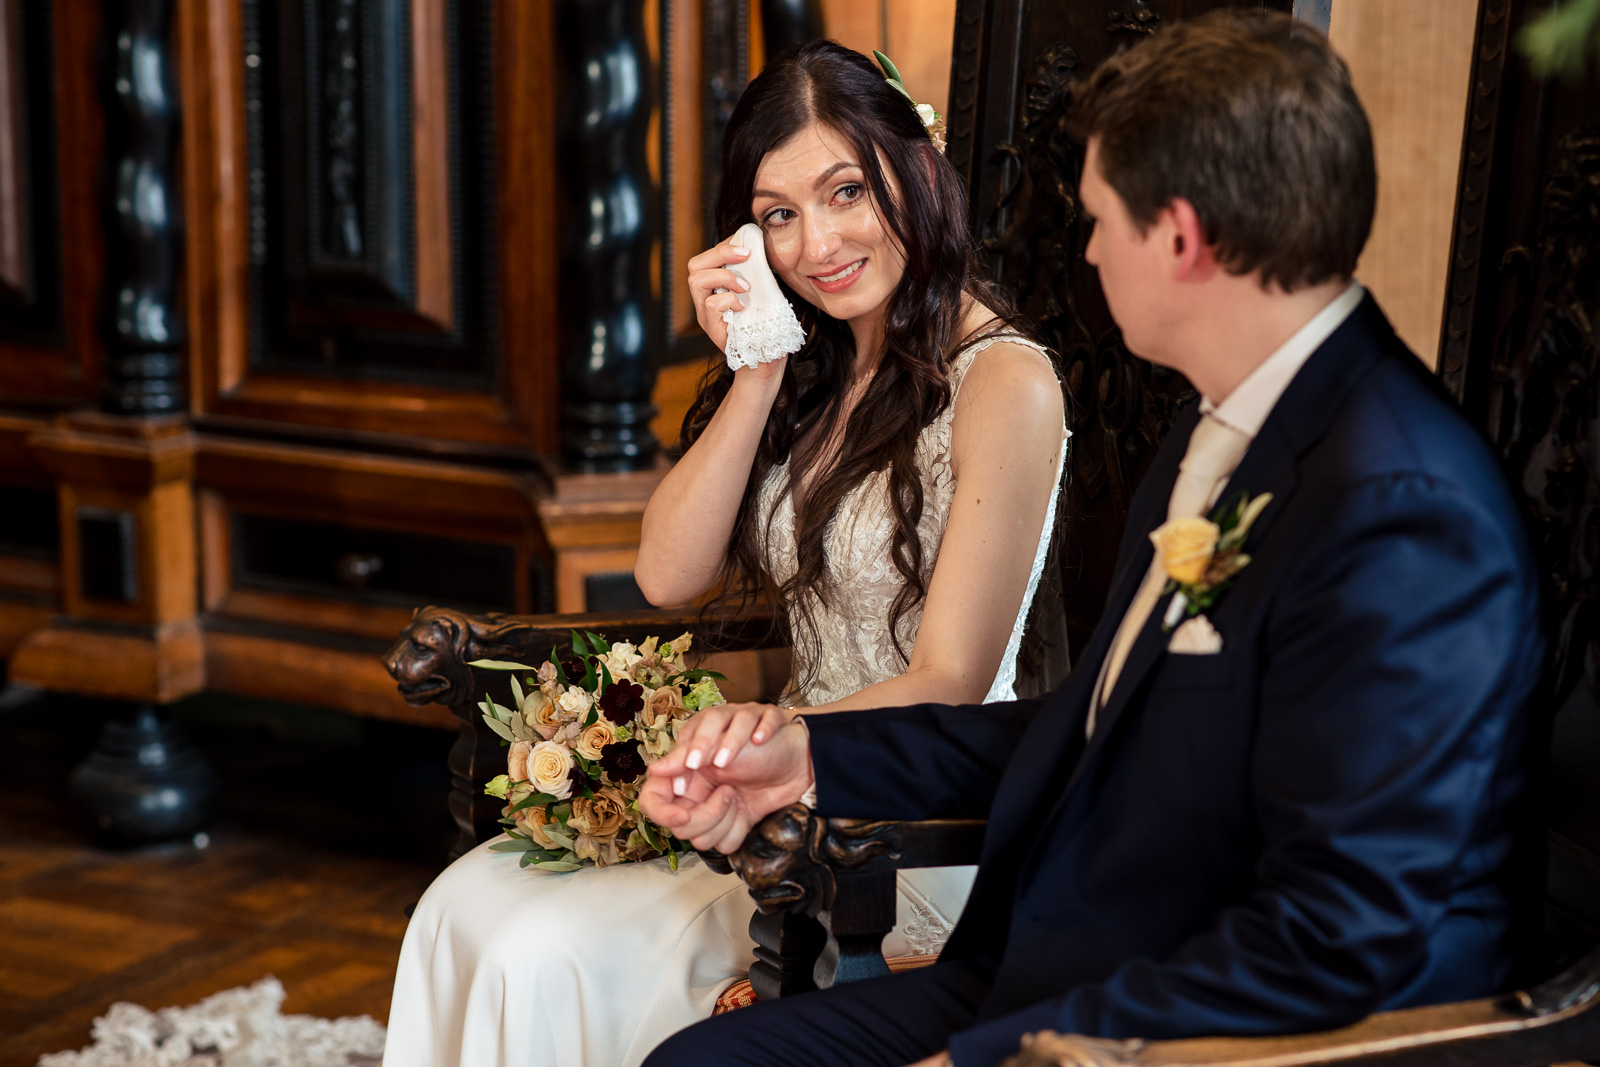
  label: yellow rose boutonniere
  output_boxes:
[1150,491,1273,630]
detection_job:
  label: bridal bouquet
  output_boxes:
[473,631,726,872]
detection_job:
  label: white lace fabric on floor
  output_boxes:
[720,223,806,371]
[755,332,1068,952]
[39,977,385,1067]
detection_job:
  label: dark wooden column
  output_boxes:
[556,0,660,472]
[100,0,185,415]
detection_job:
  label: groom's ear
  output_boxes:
[1166,197,1220,283]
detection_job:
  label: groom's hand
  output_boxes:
[639,702,815,854]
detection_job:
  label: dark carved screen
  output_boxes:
[1438,0,1600,960]
[944,0,1291,650]
[242,0,494,387]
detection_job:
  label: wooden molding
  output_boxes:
[411,0,453,331]
[9,618,204,704]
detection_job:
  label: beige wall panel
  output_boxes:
[886,0,958,117]
[821,0,885,58]
[1330,0,1478,368]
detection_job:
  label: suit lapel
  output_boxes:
[1063,295,1393,790]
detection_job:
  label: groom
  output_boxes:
[640,10,1542,1067]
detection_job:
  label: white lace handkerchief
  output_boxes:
[720,222,806,371]
[1168,614,1223,654]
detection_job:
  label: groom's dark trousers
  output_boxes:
[646,297,1543,1067]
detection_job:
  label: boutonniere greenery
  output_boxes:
[1149,491,1274,631]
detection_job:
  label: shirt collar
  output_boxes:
[1200,281,1366,440]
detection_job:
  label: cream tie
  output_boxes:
[1088,413,1252,733]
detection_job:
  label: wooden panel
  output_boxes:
[183,0,559,452]
[1330,0,1478,367]
[0,0,101,403]
[0,0,30,303]
[205,628,455,727]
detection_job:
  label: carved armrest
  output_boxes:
[1002,943,1600,1067]
[384,604,780,712]
[725,804,986,917]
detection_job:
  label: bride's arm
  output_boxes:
[636,239,783,607]
[809,341,1066,713]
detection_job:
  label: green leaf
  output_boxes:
[490,838,538,852]
[598,659,615,691]
[551,647,567,683]
[585,630,609,652]
[1518,0,1600,81]
[544,828,576,851]
[533,860,584,872]
[509,674,524,708]
[470,658,540,671]
[507,792,557,814]
[873,49,905,87]
[481,713,516,743]
[667,849,679,871]
[570,629,592,655]
[520,850,537,867]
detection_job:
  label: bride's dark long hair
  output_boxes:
[683,40,1058,696]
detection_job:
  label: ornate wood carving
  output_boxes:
[557,0,660,471]
[101,0,186,415]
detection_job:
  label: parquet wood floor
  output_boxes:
[0,688,454,1066]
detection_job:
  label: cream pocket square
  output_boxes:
[1169,614,1223,654]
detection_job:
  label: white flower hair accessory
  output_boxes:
[874,50,947,153]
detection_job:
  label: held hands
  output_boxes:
[638,702,814,854]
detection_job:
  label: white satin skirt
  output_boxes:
[382,835,976,1067]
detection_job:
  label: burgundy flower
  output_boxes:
[599,740,647,783]
[598,678,645,725]
[568,764,596,796]
[559,656,587,681]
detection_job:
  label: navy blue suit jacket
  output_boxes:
[804,297,1543,1065]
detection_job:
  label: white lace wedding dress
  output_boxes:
[382,336,1066,1067]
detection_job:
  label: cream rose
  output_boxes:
[527,694,565,740]
[569,786,628,838]
[1150,516,1220,585]
[575,720,617,761]
[513,804,558,849]
[506,740,533,784]
[641,685,684,728]
[557,686,592,719]
[599,642,643,680]
[528,740,574,800]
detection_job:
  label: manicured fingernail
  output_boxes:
[673,776,686,796]
[686,750,703,770]
[752,731,766,742]
[734,246,750,256]
[713,748,731,768]
[737,278,750,291]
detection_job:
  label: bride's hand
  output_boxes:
[686,237,788,383]
[677,702,794,771]
[640,705,813,853]
[687,237,753,356]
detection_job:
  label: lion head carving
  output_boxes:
[384,606,475,707]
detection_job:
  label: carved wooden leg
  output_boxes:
[749,908,827,1001]
[815,868,897,987]
[446,696,506,859]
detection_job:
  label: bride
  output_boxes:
[383,41,1068,1067]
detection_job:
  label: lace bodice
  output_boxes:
[755,334,1067,706]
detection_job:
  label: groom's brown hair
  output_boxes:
[1074,9,1375,293]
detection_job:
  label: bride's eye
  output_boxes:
[761,207,797,230]
[834,183,863,206]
